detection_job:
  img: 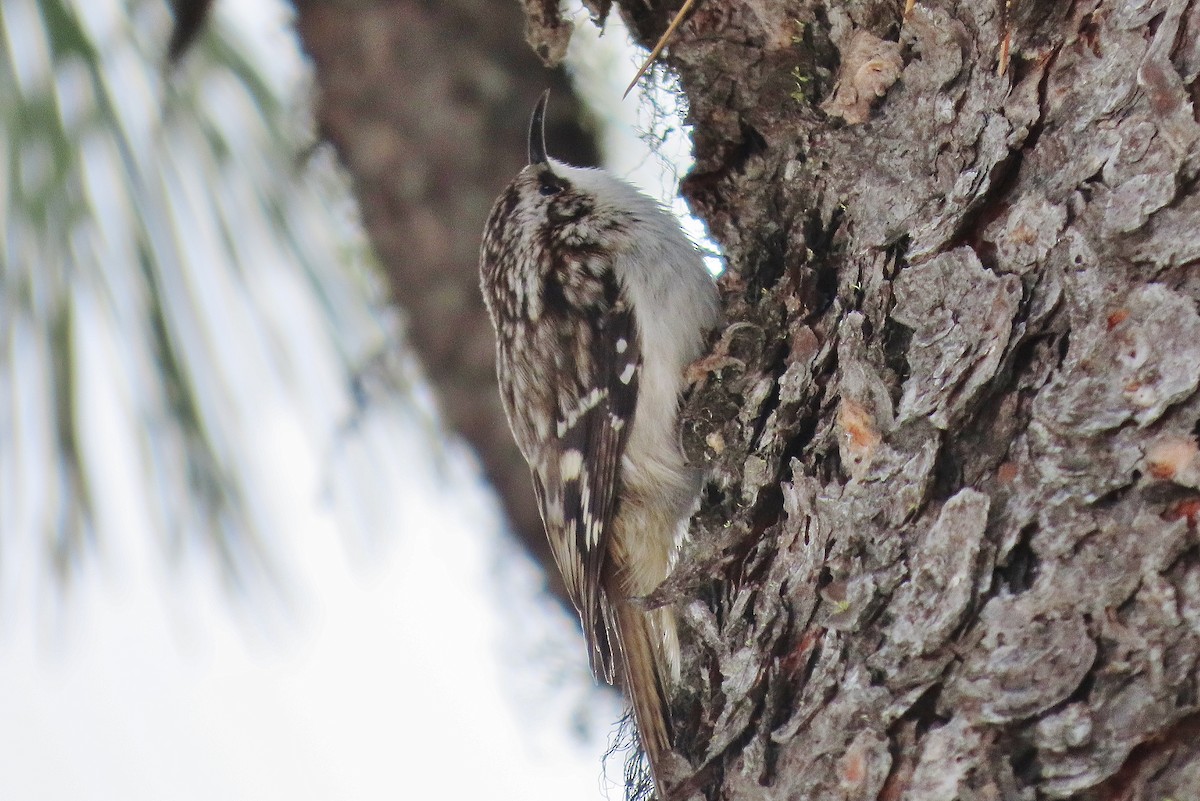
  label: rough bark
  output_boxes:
[593,0,1200,798]
[291,0,600,598]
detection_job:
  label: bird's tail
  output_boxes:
[614,598,677,799]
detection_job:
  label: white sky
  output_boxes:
[0,2,696,799]
[0,393,621,801]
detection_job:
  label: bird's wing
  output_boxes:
[533,271,640,682]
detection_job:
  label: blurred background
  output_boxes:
[0,0,703,798]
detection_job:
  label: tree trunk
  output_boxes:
[294,0,1200,797]
[291,0,600,600]
[604,0,1200,798]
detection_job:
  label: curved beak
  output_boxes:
[528,89,550,166]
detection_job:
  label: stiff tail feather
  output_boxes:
[613,599,676,799]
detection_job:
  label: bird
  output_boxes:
[479,91,720,798]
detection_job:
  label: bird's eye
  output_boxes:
[538,175,565,196]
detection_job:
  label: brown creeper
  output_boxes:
[479,92,719,797]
